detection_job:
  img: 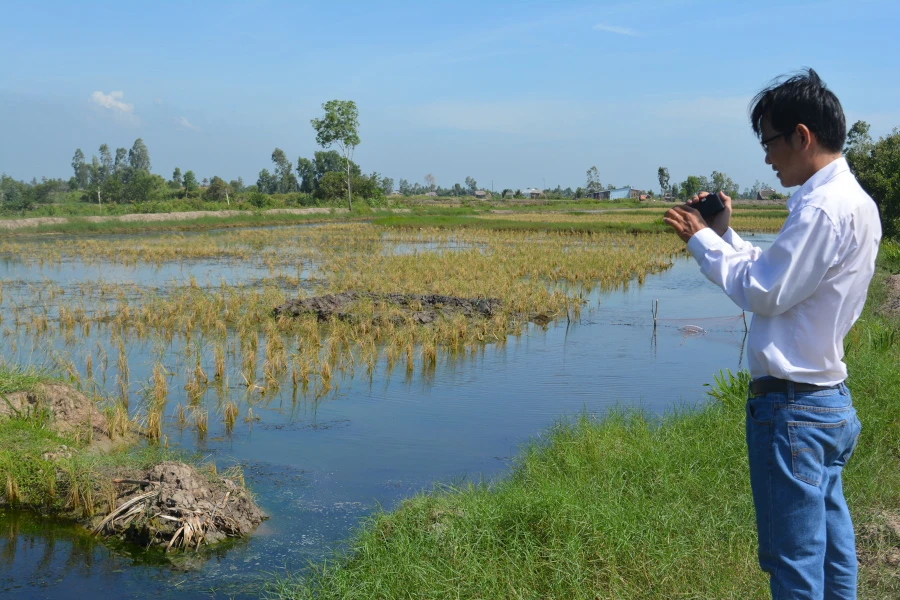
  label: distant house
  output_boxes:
[474,190,492,199]
[592,187,643,200]
[425,191,438,197]
[526,188,544,199]
[757,188,777,200]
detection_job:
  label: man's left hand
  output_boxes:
[663,205,708,243]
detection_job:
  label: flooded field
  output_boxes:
[0,224,774,599]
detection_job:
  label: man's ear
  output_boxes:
[795,124,814,151]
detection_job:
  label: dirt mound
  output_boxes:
[881,275,900,319]
[0,383,110,443]
[93,461,266,550]
[858,510,900,574]
[274,291,503,325]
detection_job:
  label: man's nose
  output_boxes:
[765,153,772,166]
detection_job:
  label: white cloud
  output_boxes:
[592,23,639,36]
[90,90,138,124]
[90,90,134,114]
[175,116,200,131]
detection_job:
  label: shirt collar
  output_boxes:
[787,156,850,211]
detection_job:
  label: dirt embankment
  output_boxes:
[0,383,265,550]
[1,383,113,444]
[0,207,347,230]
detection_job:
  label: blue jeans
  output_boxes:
[746,380,862,599]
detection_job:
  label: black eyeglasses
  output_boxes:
[760,131,791,153]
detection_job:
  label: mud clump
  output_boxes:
[274,291,503,325]
[0,383,111,444]
[881,275,900,319]
[94,461,266,550]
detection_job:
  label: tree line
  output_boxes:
[654,166,782,201]
[2,115,897,225]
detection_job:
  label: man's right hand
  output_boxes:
[687,191,732,237]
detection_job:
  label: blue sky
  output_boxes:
[2,0,898,193]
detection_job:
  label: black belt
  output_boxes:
[749,378,841,397]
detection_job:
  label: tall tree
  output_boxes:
[256,169,276,194]
[681,175,703,198]
[128,138,151,172]
[464,176,477,195]
[88,155,103,206]
[657,167,670,197]
[424,174,436,192]
[205,176,229,202]
[271,148,298,193]
[183,170,198,193]
[296,157,315,193]
[99,144,113,180]
[114,148,128,173]
[72,149,88,189]
[311,100,360,209]
[585,166,601,195]
[710,170,737,196]
[172,167,183,188]
[381,177,394,195]
[398,179,411,195]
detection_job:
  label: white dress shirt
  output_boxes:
[686,157,882,385]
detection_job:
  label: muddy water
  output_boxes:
[0,228,775,599]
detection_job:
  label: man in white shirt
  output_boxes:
[664,69,881,599]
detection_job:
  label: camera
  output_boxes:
[692,192,726,219]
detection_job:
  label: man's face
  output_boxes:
[760,118,802,187]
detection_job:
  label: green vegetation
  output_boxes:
[375,205,789,235]
[266,253,900,599]
[311,99,361,209]
[0,364,173,516]
[374,214,670,234]
[845,121,900,238]
[0,363,59,394]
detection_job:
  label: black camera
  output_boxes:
[693,192,726,220]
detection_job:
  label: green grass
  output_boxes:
[0,363,60,394]
[0,364,176,517]
[267,254,900,599]
[373,214,670,234]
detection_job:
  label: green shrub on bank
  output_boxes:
[0,364,175,517]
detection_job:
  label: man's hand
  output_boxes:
[663,204,709,243]
[687,191,733,236]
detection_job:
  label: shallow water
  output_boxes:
[0,228,775,599]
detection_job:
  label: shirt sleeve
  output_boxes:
[686,207,840,316]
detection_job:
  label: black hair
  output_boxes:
[750,68,846,153]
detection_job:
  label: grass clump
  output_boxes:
[0,364,174,516]
[0,363,60,395]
